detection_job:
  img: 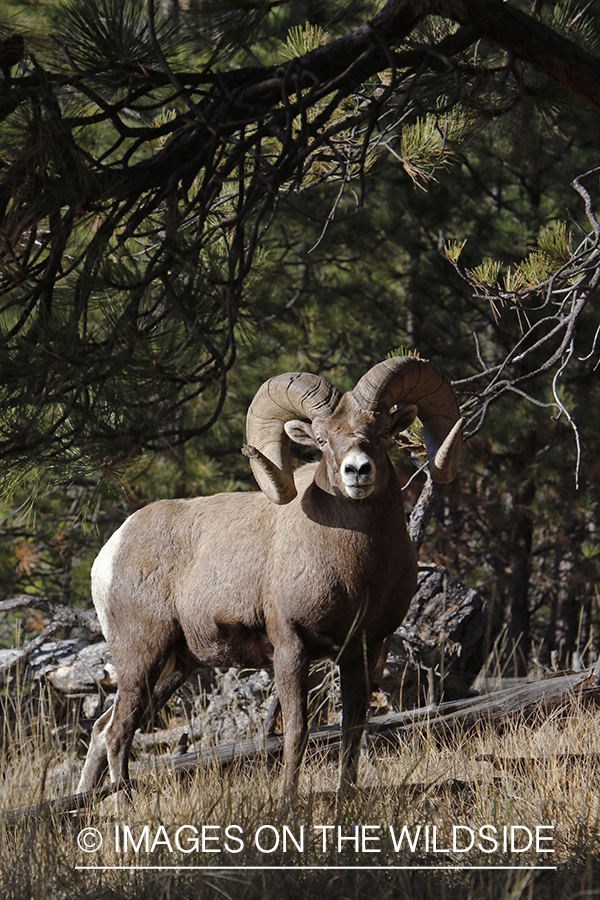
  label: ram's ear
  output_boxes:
[284,419,318,447]
[390,404,418,437]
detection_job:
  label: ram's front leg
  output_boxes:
[338,640,383,790]
[272,633,309,794]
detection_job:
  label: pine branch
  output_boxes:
[1,0,599,487]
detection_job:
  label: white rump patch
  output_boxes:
[91,518,132,638]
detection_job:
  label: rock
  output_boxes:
[194,667,274,747]
[46,642,117,693]
[380,564,490,708]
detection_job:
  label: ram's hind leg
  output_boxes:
[139,668,191,730]
[338,640,383,790]
[101,677,151,785]
[77,706,114,792]
[104,655,195,784]
[77,678,155,793]
[77,647,192,793]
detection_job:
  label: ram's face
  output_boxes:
[314,408,389,500]
[285,395,418,501]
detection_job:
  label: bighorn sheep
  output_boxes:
[77,356,462,794]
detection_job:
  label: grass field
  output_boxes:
[1,684,600,900]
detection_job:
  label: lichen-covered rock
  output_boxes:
[380,564,490,708]
[193,667,274,747]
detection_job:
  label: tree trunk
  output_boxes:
[553,550,579,668]
[502,482,534,677]
[161,0,179,27]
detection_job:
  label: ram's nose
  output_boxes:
[340,453,375,498]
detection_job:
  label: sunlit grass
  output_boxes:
[1,685,600,898]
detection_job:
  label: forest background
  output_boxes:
[2,0,600,684]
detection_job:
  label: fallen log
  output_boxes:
[0,783,125,828]
[368,668,600,742]
[160,667,600,776]
[0,564,490,705]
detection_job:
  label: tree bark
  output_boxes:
[503,481,535,677]
[553,550,579,669]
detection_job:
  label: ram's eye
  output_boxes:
[316,435,326,446]
[382,429,390,440]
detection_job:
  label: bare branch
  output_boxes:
[0,595,101,674]
[0,595,101,629]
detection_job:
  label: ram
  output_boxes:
[77,356,463,794]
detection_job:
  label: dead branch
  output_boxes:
[0,596,101,675]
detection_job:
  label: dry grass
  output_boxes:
[1,685,600,900]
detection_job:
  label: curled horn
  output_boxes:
[352,357,463,483]
[243,372,342,504]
